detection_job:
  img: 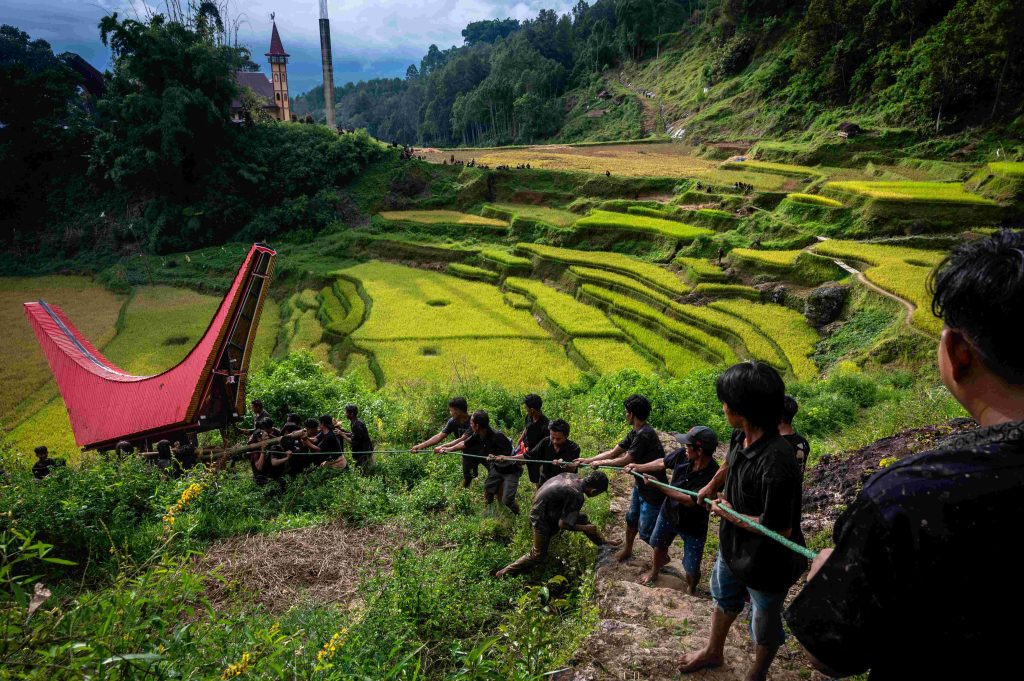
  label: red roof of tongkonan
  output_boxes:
[266,21,288,57]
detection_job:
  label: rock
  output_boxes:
[770,284,788,305]
[804,284,848,327]
[837,121,863,136]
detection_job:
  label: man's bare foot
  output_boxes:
[494,568,509,579]
[636,570,658,586]
[678,648,723,674]
[614,547,633,563]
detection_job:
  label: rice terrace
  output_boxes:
[1,1,1023,679]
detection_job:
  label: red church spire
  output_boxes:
[266,20,289,58]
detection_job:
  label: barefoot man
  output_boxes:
[680,362,805,681]
[561,394,668,563]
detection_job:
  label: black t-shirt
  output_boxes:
[464,429,516,472]
[522,414,550,450]
[249,449,271,485]
[317,430,344,464]
[783,432,810,476]
[529,437,581,483]
[530,473,587,537]
[661,449,719,537]
[443,416,471,439]
[786,420,1024,680]
[720,430,806,593]
[32,457,65,480]
[618,424,667,506]
[348,418,373,460]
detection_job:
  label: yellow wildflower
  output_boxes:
[221,651,252,679]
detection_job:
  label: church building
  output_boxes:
[230,20,291,123]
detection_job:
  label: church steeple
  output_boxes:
[265,17,290,122]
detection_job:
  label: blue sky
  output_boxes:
[0,0,576,95]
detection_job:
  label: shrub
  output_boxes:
[517,242,689,296]
[504,278,621,338]
[447,263,500,283]
[709,300,819,380]
[574,210,712,241]
[693,283,761,300]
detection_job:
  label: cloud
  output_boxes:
[1,0,578,92]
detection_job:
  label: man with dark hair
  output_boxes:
[114,440,134,461]
[779,395,810,476]
[32,445,65,480]
[628,426,719,593]
[680,362,805,680]
[248,417,278,445]
[495,471,619,577]
[292,418,321,473]
[317,414,347,470]
[342,404,374,474]
[564,394,668,563]
[446,410,520,513]
[413,397,476,487]
[518,394,550,488]
[518,419,580,487]
[154,440,174,476]
[785,230,1024,680]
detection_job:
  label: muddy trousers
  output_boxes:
[503,526,604,576]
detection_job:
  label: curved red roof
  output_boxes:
[24,244,276,450]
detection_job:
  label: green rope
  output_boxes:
[590,465,817,561]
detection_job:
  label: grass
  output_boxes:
[447,263,500,283]
[0,276,126,428]
[674,257,727,283]
[359,338,580,390]
[504,277,622,338]
[989,162,1024,179]
[693,283,761,300]
[787,193,843,208]
[480,249,533,270]
[580,285,736,363]
[483,203,577,228]
[824,181,998,205]
[709,300,820,380]
[567,266,674,307]
[811,239,945,335]
[610,315,711,378]
[378,210,508,227]
[345,262,548,341]
[517,243,689,296]
[720,160,823,177]
[571,338,656,374]
[575,209,713,241]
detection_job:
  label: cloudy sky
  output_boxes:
[1,0,576,95]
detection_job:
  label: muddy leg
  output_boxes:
[744,645,779,681]
[638,546,669,585]
[678,605,735,673]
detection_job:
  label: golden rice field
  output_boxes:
[825,181,998,205]
[379,210,508,227]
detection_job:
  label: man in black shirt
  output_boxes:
[413,397,476,487]
[342,404,374,474]
[495,471,617,577]
[447,410,520,513]
[779,394,809,476]
[518,394,550,488]
[32,445,65,480]
[628,426,719,593]
[520,419,580,486]
[309,414,347,470]
[785,229,1024,680]
[566,394,668,563]
[680,362,804,680]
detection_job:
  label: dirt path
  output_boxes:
[617,75,662,136]
[567,434,821,681]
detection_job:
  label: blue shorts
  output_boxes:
[649,512,706,576]
[710,553,787,647]
[624,487,660,545]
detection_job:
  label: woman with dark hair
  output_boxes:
[679,362,805,680]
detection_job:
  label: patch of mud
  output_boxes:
[198,521,409,613]
[801,417,977,535]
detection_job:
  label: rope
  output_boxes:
[588,464,816,561]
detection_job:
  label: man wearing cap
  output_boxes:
[627,426,720,593]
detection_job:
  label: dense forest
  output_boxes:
[293,0,1024,147]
